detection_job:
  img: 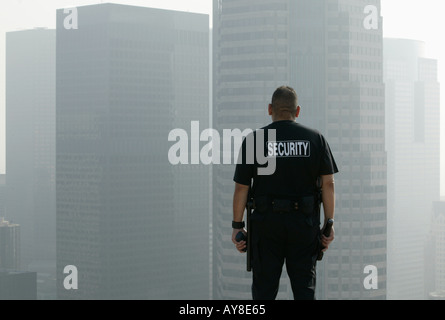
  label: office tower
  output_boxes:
[0,217,20,270]
[5,29,56,279]
[0,271,37,300]
[56,4,209,299]
[384,39,441,299]
[213,0,386,299]
[212,0,294,300]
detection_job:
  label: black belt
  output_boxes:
[254,195,319,227]
[254,195,317,214]
[271,199,298,213]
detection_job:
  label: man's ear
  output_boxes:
[296,106,301,118]
[268,104,273,116]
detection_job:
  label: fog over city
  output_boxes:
[0,0,444,301]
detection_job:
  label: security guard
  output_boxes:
[232,86,338,300]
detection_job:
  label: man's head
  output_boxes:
[268,86,301,121]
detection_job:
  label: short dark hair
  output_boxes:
[271,86,298,115]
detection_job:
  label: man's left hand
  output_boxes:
[232,229,247,253]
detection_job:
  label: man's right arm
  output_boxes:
[321,174,335,221]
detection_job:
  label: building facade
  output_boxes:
[5,28,56,285]
[56,4,210,300]
[213,0,387,299]
[384,38,441,299]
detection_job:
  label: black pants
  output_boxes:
[251,209,320,300]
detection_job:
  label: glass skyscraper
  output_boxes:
[5,29,56,293]
[56,3,210,300]
[213,0,387,300]
[384,38,440,299]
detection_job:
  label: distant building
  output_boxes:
[56,4,210,299]
[5,29,56,284]
[213,0,387,300]
[384,38,441,299]
[0,271,37,300]
[0,217,20,270]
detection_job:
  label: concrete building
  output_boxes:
[213,0,387,299]
[56,3,210,300]
[5,29,56,290]
[384,38,441,299]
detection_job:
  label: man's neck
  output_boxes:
[272,117,295,122]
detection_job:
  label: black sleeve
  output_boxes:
[319,135,339,176]
[233,136,255,186]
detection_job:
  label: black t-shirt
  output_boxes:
[234,120,339,198]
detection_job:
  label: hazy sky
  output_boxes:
[0,0,444,195]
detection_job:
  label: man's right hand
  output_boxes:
[321,226,335,251]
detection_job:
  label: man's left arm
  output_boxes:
[320,174,335,250]
[232,183,250,253]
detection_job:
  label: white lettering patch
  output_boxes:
[267,141,310,158]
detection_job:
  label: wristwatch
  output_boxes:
[232,221,245,229]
